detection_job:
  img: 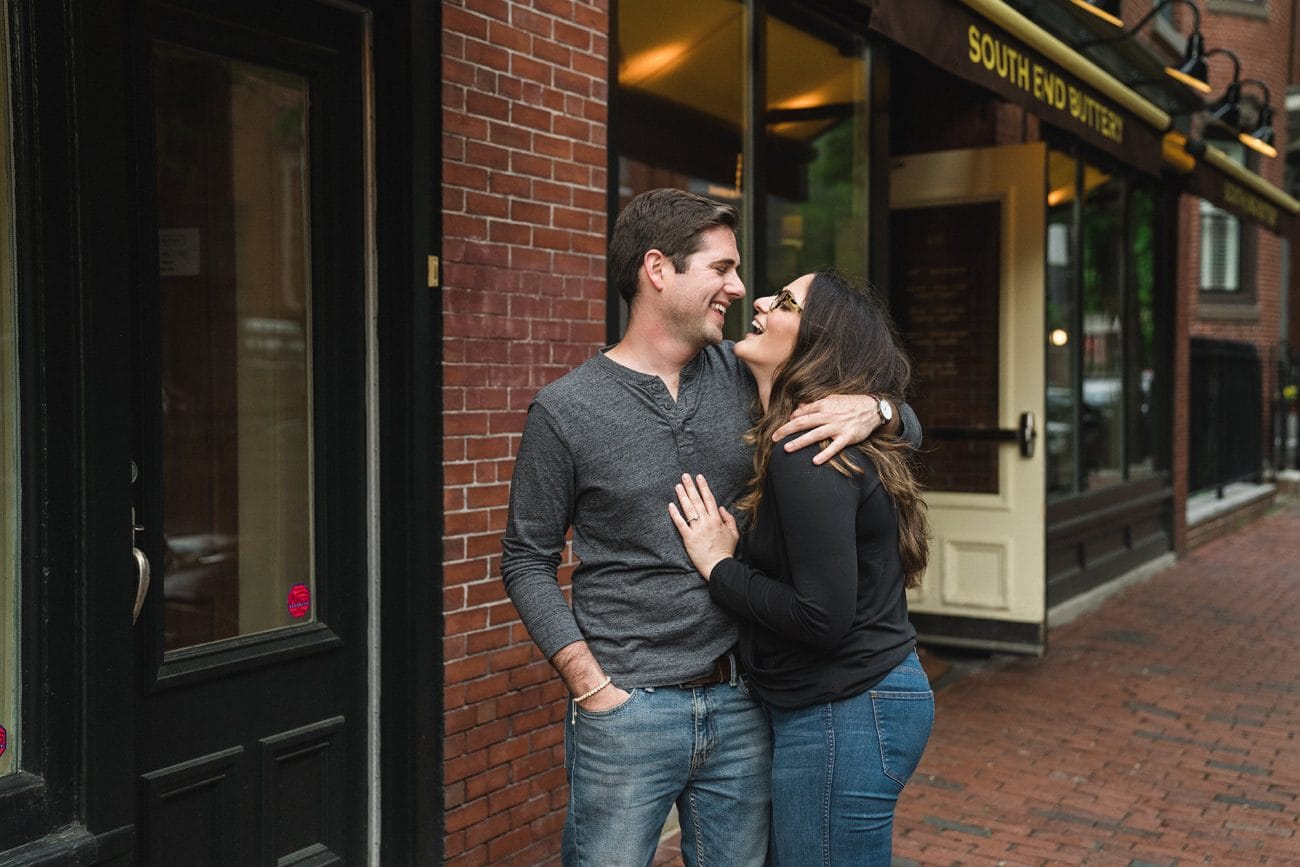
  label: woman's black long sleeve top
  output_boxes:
[707,436,917,709]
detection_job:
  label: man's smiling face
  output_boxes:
[660,225,745,348]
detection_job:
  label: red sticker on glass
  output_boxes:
[0,724,7,757]
[287,583,311,619]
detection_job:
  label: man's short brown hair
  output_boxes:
[608,189,739,307]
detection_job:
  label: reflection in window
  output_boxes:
[615,0,745,334]
[763,16,868,294]
[615,0,872,337]
[153,44,315,651]
[1081,169,1124,491]
[1046,150,1077,499]
[1045,150,1165,500]
[1127,188,1157,479]
[0,4,18,777]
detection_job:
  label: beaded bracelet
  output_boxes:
[573,675,612,704]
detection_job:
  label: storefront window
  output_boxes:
[762,15,868,294]
[1127,187,1157,479]
[1047,150,1165,500]
[615,0,745,333]
[615,0,871,335]
[1046,150,1077,498]
[0,5,18,777]
[1081,168,1124,491]
[616,3,746,214]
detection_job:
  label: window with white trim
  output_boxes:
[1199,141,1256,300]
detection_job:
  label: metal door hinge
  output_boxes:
[427,255,440,288]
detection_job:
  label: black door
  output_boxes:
[127,1,370,862]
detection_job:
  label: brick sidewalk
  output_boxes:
[892,500,1300,865]
[659,500,1300,865]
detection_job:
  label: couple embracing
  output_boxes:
[502,188,933,866]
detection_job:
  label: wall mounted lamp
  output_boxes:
[1236,79,1277,159]
[1079,0,1212,94]
[1171,47,1277,158]
[1202,47,1242,130]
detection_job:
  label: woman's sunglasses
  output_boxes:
[770,288,803,315]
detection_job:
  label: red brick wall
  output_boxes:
[441,1,609,863]
[1151,1,1294,550]
[1188,5,1291,480]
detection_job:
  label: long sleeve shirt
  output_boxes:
[501,345,755,687]
[708,436,917,709]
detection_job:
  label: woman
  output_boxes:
[668,270,933,865]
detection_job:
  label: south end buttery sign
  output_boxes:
[967,24,1124,146]
[868,0,1166,176]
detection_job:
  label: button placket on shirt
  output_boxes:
[672,372,697,459]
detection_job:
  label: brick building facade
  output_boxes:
[437,1,1299,862]
[441,1,610,863]
[1137,0,1295,550]
[5,0,1295,862]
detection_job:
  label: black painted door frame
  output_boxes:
[128,2,370,861]
[0,0,441,862]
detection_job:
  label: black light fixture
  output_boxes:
[1205,82,1241,128]
[1202,47,1242,130]
[1079,0,1212,94]
[1237,79,1278,158]
[1166,29,1211,94]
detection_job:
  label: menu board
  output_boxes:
[889,202,1001,494]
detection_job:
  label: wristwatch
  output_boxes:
[877,397,894,424]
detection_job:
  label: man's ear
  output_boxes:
[642,249,670,292]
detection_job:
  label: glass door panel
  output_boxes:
[152,43,315,652]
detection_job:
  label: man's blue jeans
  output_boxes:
[562,671,771,867]
[766,651,933,866]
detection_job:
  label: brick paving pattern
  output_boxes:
[657,500,1300,865]
[892,500,1300,865]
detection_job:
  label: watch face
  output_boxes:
[880,398,893,422]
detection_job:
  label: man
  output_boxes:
[501,189,919,866]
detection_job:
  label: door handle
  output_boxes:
[130,478,149,623]
[132,546,151,623]
[1019,410,1036,458]
[927,416,1036,457]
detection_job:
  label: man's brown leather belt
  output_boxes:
[677,653,735,688]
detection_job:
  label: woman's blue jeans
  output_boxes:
[562,674,772,867]
[767,651,934,866]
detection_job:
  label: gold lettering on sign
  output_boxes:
[1222,181,1279,231]
[967,24,1123,144]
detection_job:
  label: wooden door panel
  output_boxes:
[130,2,370,862]
[890,142,1048,653]
[258,717,346,866]
[141,747,244,865]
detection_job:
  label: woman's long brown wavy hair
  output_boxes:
[734,271,930,588]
